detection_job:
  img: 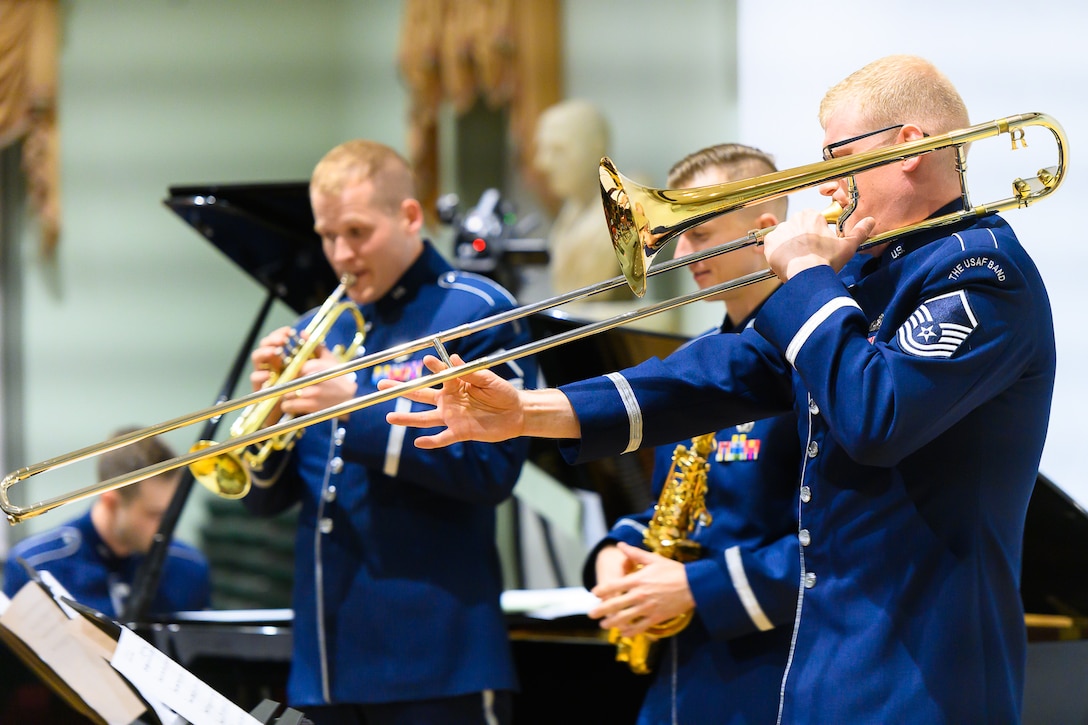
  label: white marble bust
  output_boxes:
[533,100,626,300]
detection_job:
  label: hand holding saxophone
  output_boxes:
[589,542,696,639]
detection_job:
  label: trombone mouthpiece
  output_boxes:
[822,202,843,224]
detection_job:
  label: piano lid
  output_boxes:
[165,181,336,314]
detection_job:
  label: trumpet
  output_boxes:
[0,112,1067,524]
[188,274,365,499]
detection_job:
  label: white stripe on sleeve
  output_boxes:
[725,545,774,631]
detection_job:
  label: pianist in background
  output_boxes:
[1,427,211,617]
[584,144,801,725]
[384,55,1056,723]
[241,139,536,725]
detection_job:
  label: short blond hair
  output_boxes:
[819,55,969,135]
[668,143,788,220]
[310,140,417,212]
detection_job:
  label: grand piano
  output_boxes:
[4,182,1085,724]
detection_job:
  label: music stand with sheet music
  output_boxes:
[0,561,312,725]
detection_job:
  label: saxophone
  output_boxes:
[609,432,716,674]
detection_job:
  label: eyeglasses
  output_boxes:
[822,124,904,161]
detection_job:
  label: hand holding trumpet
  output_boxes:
[252,327,359,420]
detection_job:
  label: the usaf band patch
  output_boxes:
[895,290,978,358]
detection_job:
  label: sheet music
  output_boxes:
[111,628,261,725]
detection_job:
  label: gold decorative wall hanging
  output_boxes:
[398,0,560,221]
[0,0,60,257]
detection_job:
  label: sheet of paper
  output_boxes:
[513,461,584,540]
[111,627,261,725]
[501,587,601,619]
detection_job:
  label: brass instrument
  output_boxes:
[188,274,366,499]
[0,112,1067,524]
[602,112,1067,297]
[609,432,716,674]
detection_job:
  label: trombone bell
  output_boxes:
[599,158,649,298]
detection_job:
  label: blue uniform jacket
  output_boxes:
[583,313,801,725]
[243,242,536,708]
[1,510,211,617]
[559,213,1054,724]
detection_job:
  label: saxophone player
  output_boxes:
[584,145,803,725]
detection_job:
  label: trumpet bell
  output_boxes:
[187,440,251,499]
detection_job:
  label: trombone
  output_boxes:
[0,111,1068,524]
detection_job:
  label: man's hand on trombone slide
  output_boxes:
[380,354,580,448]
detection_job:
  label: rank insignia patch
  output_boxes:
[896,290,978,358]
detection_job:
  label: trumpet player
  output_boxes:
[585,144,801,725]
[386,55,1056,724]
[242,140,536,725]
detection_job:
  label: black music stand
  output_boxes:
[122,182,328,623]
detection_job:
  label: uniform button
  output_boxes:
[334,427,346,445]
[804,572,817,589]
[329,456,344,474]
[800,486,812,503]
[808,398,820,416]
[807,441,819,458]
[319,518,334,534]
[324,485,337,503]
[798,529,811,546]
